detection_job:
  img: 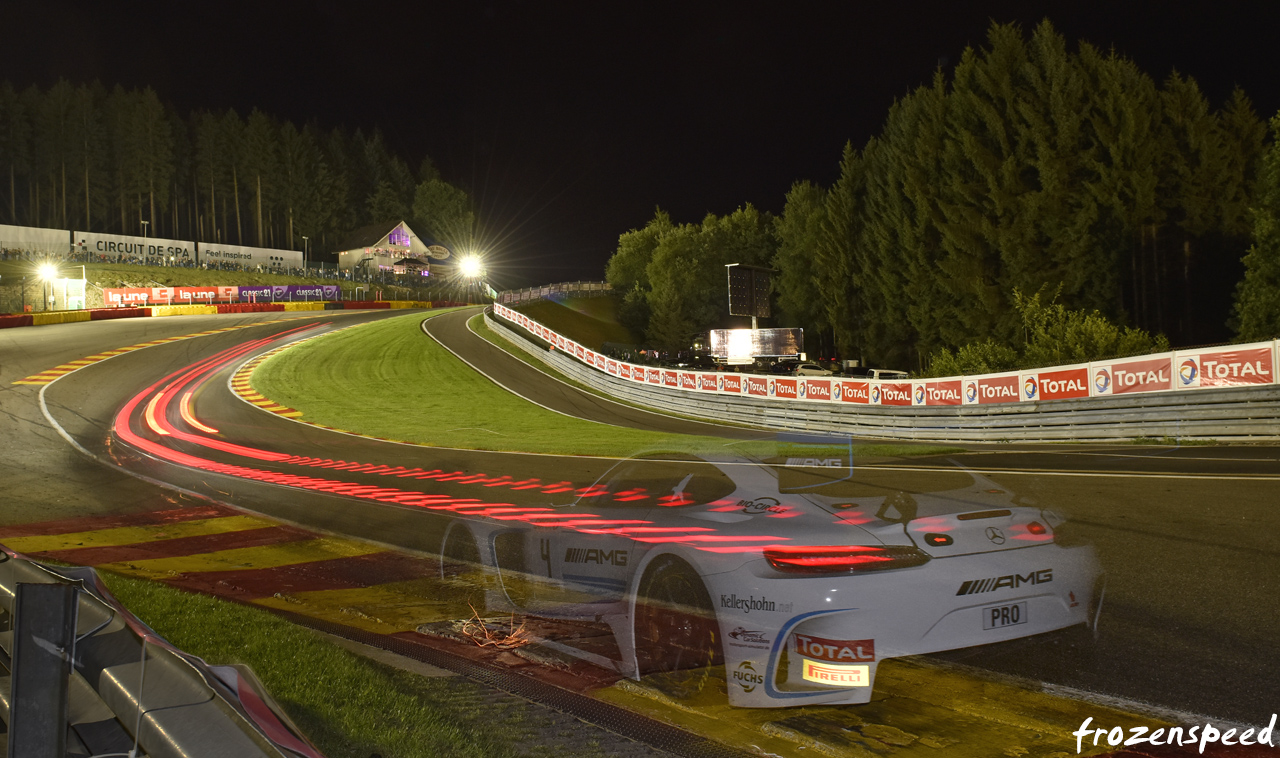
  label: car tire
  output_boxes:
[634,557,724,694]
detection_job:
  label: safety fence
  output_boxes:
[487,305,1280,441]
[0,301,449,330]
[0,549,321,757]
[496,280,611,305]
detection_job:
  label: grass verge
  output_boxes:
[97,571,567,758]
[253,310,963,459]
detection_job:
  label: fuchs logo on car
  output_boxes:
[978,376,1020,403]
[728,627,770,645]
[965,381,978,403]
[733,661,763,692]
[793,634,874,663]
[563,548,628,566]
[914,385,926,404]
[746,376,768,396]
[1023,377,1038,400]
[955,569,1053,595]
[721,594,793,614]
[1199,348,1274,385]
[1179,358,1198,385]
[1094,368,1111,394]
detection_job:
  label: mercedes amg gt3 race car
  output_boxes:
[438,449,1102,708]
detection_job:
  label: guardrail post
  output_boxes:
[8,581,78,758]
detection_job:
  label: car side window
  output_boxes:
[577,459,737,508]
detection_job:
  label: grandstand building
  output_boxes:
[334,221,452,276]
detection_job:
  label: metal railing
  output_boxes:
[496,281,611,305]
[0,549,321,757]
[485,310,1280,442]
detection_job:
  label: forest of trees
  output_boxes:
[607,21,1280,370]
[0,80,474,256]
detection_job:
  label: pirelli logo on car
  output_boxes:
[801,660,870,687]
[956,568,1052,595]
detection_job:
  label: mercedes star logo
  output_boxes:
[985,526,1006,545]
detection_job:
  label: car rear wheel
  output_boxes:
[634,557,723,695]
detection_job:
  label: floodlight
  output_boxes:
[459,255,484,278]
[38,264,58,280]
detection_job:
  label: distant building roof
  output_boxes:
[332,221,450,260]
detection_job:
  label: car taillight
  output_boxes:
[764,545,930,574]
[1026,521,1046,535]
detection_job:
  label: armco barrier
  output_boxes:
[282,302,327,311]
[149,304,219,317]
[0,550,321,757]
[485,309,1280,442]
[31,310,91,326]
[0,314,33,329]
[217,303,286,314]
[89,307,150,321]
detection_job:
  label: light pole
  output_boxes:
[302,236,309,266]
[140,220,149,238]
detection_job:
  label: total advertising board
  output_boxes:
[490,304,1280,412]
[76,231,195,265]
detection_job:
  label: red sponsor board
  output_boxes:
[647,368,662,384]
[105,288,152,306]
[698,374,718,391]
[977,375,1020,404]
[923,380,962,406]
[1034,368,1090,400]
[1112,356,1172,395]
[575,345,586,359]
[802,379,832,401]
[606,360,618,375]
[722,374,743,394]
[679,372,697,390]
[773,378,798,399]
[620,364,632,380]
[175,286,219,302]
[744,375,768,396]
[838,381,870,403]
[1197,347,1274,387]
[594,354,606,369]
[879,382,913,406]
[663,370,678,387]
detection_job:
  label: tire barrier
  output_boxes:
[0,549,322,757]
[485,309,1280,442]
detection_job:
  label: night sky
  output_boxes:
[3,1,1278,288]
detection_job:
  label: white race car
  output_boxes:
[438,452,1102,708]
